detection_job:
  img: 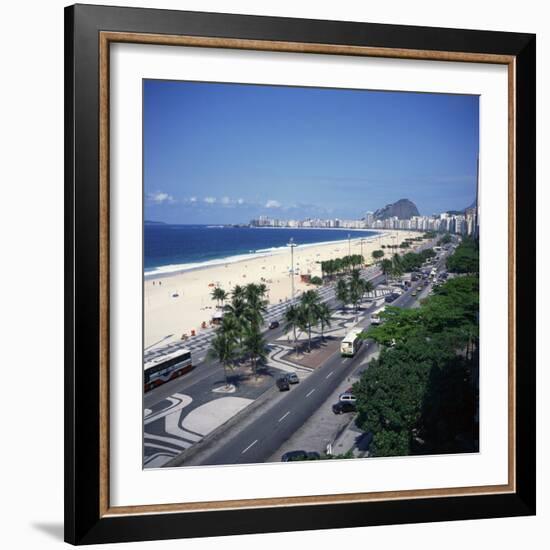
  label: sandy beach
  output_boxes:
[144,230,419,348]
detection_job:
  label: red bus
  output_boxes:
[144,348,193,392]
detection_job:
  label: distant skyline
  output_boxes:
[144,80,479,224]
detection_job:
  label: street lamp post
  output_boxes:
[287,237,297,302]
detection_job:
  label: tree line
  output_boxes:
[284,290,333,355]
[378,248,436,282]
[320,254,364,280]
[335,269,374,312]
[353,244,479,457]
[446,237,479,274]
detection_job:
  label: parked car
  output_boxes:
[332,401,357,414]
[276,377,290,391]
[339,392,356,404]
[269,320,280,329]
[285,372,299,384]
[281,450,321,462]
[384,294,397,303]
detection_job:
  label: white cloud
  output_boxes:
[265,199,282,208]
[200,196,248,207]
[148,191,174,204]
[189,196,197,203]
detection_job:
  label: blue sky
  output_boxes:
[144,80,479,224]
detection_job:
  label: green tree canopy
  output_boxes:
[446,238,479,274]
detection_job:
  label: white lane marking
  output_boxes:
[241,439,258,454]
[326,371,334,379]
[278,411,291,423]
[306,389,316,398]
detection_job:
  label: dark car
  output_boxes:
[285,372,299,384]
[281,450,321,462]
[269,320,280,329]
[411,274,419,282]
[276,377,290,391]
[384,294,397,303]
[332,401,357,414]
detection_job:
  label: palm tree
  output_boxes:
[284,304,302,356]
[333,258,343,277]
[391,253,404,280]
[210,286,227,308]
[242,324,268,378]
[381,258,393,283]
[220,312,240,339]
[208,330,237,387]
[224,292,247,347]
[244,283,268,329]
[335,278,349,311]
[299,290,320,352]
[232,284,246,302]
[218,288,228,307]
[315,302,332,341]
[348,269,364,313]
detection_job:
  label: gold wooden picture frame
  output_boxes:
[65,4,535,545]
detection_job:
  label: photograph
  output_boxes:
[142,80,480,469]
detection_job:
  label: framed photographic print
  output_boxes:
[65,4,536,545]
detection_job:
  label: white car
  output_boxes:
[339,392,357,404]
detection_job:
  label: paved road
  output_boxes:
[199,340,374,465]
[189,246,451,465]
[143,239,447,466]
[143,271,389,466]
[144,269,386,410]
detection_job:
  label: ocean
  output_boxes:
[144,224,379,277]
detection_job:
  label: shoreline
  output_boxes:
[144,229,420,347]
[144,230,388,279]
